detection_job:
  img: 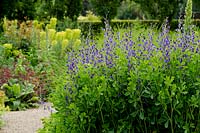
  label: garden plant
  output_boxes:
[0,17,81,111]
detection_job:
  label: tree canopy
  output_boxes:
[134,0,187,22]
[89,0,121,21]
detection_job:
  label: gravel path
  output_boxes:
[0,103,53,133]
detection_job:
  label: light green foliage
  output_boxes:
[1,79,38,111]
[78,11,101,22]
[184,0,193,32]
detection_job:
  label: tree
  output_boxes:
[39,0,68,20]
[36,0,82,21]
[89,0,121,22]
[66,0,83,21]
[117,0,147,20]
[134,0,187,23]
[82,0,91,16]
[0,0,36,20]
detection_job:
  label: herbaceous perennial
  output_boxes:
[42,21,200,133]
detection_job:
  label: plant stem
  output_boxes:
[170,104,174,133]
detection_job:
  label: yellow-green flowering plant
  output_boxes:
[46,18,57,29]
[48,29,56,41]
[72,29,81,40]
[3,43,13,49]
[2,43,13,57]
[65,28,73,40]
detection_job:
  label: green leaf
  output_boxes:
[164,120,169,128]
[108,130,114,133]
[128,99,133,103]
[13,100,21,110]
[130,111,138,118]
[139,112,144,120]
[12,84,21,97]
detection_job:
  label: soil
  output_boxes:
[0,102,54,133]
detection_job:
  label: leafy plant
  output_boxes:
[40,19,200,132]
[1,80,38,111]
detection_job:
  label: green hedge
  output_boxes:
[78,20,159,35]
[78,19,200,34]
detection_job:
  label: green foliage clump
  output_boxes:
[1,80,38,111]
[0,0,36,20]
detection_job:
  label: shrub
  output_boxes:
[89,0,121,22]
[40,20,200,132]
[116,0,146,20]
[78,11,101,22]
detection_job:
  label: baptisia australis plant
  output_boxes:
[39,18,200,132]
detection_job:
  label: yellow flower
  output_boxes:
[40,31,46,41]
[61,39,69,56]
[46,18,57,29]
[62,39,69,50]
[36,23,44,29]
[65,28,73,40]
[3,17,8,31]
[50,18,57,26]
[74,39,81,48]
[56,31,65,41]
[72,29,81,40]
[51,40,58,46]
[14,20,18,27]
[47,29,56,41]
[13,50,21,56]
[33,20,38,28]
[3,43,13,49]
[40,40,47,49]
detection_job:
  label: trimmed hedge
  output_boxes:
[78,19,200,34]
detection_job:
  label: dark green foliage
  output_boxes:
[89,0,121,22]
[66,0,83,21]
[82,0,91,16]
[37,0,68,20]
[0,0,36,20]
[135,0,186,23]
[35,0,82,21]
